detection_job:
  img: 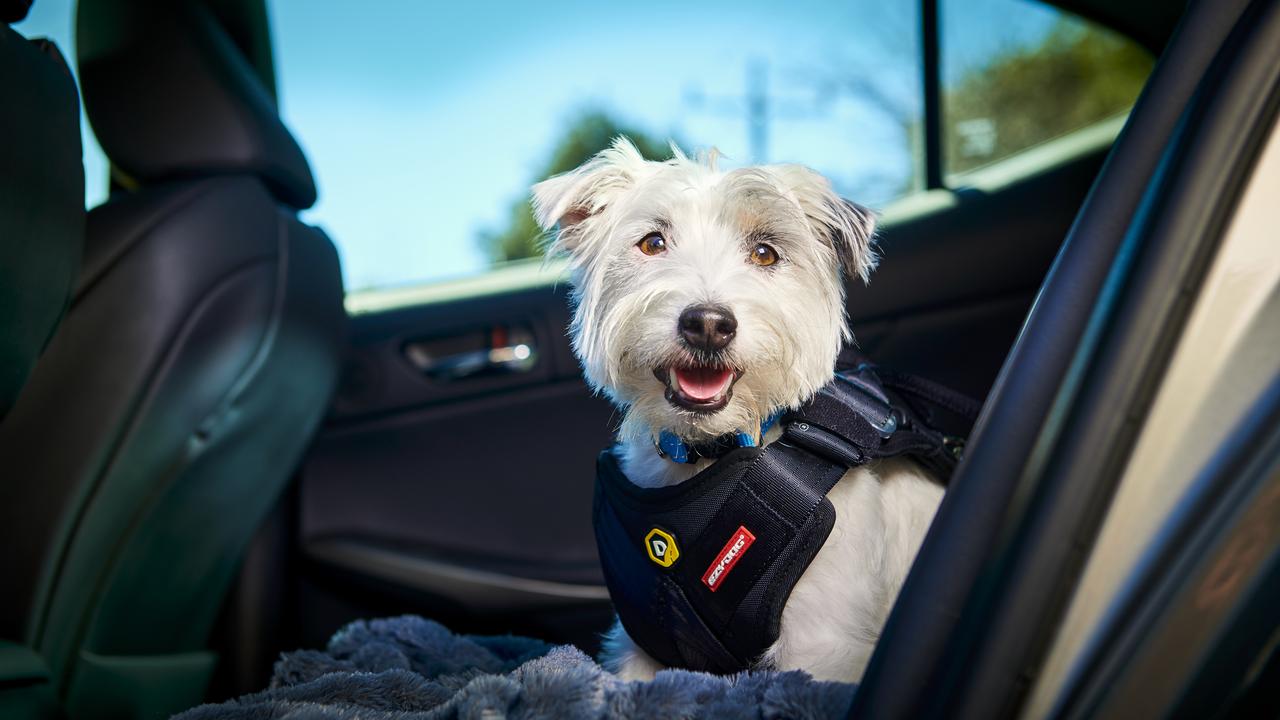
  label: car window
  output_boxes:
[19,0,1156,301]
[269,0,925,297]
[941,0,1153,178]
[14,2,110,208]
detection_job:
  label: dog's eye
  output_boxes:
[750,243,779,267]
[637,232,667,256]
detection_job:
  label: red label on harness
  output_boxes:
[701,526,756,592]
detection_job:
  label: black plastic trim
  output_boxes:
[847,0,1254,716]
[925,0,1279,716]
[1061,374,1280,718]
[921,0,943,190]
[305,539,609,612]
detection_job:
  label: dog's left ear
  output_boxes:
[771,165,879,283]
[531,137,646,253]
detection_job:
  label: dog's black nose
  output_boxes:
[678,304,737,353]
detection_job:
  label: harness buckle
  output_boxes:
[871,411,898,439]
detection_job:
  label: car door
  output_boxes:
[845,0,1278,716]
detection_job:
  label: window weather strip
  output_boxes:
[922,0,944,190]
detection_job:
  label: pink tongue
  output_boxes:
[674,367,734,401]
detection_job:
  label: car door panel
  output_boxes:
[303,377,612,584]
[285,145,1107,652]
[330,285,583,420]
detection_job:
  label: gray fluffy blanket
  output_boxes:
[176,615,856,719]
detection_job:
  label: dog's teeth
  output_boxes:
[667,369,680,392]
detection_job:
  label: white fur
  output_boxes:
[532,139,942,683]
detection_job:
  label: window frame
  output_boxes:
[922,0,945,191]
[343,0,1148,313]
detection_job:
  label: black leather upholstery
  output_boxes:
[0,26,84,417]
[0,0,31,23]
[76,0,316,208]
[0,1,345,716]
[0,176,344,707]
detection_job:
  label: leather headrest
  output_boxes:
[77,0,316,208]
[1,28,85,418]
[1,0,32,24]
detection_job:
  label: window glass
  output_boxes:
[268,1,922,295]
[14,3,111,208]
[942,0,1153,177]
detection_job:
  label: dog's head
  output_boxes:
[533,138,877,444]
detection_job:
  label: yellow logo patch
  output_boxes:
[644,528,680,567]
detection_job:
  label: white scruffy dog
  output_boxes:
[532,138,944,683]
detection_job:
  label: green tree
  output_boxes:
[479,110,676,264]
[944,19,1153,175]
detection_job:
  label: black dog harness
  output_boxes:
[592,352,979,673]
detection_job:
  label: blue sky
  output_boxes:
[15,2,109,209]
[18,0,1061,292]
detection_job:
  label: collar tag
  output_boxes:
[656,431,690,463]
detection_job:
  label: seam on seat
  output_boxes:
[207,210,291,420]
[34,247,286,678]
[71,181,232,307]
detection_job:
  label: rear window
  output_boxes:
[941,0,1153,177]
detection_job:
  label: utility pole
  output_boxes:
[684,58,829,164]
[746,59,769,163]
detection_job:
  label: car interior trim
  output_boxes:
[1060,375,1280,718]
[891,0,1280,716]
[1027,74,1280,715]
[306,539,611,611]
[847,0,1250,715]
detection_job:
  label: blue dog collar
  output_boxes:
[656,412,783,464]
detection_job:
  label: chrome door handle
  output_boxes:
[404,331,538,381]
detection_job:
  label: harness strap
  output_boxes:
[594,352,981,674]
[874,365,983,420]
[781,363,970,478]
[595,441,847,671]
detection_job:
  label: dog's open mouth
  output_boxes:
[654,365,740,413]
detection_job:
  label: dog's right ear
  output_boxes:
[532,137,646,252]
